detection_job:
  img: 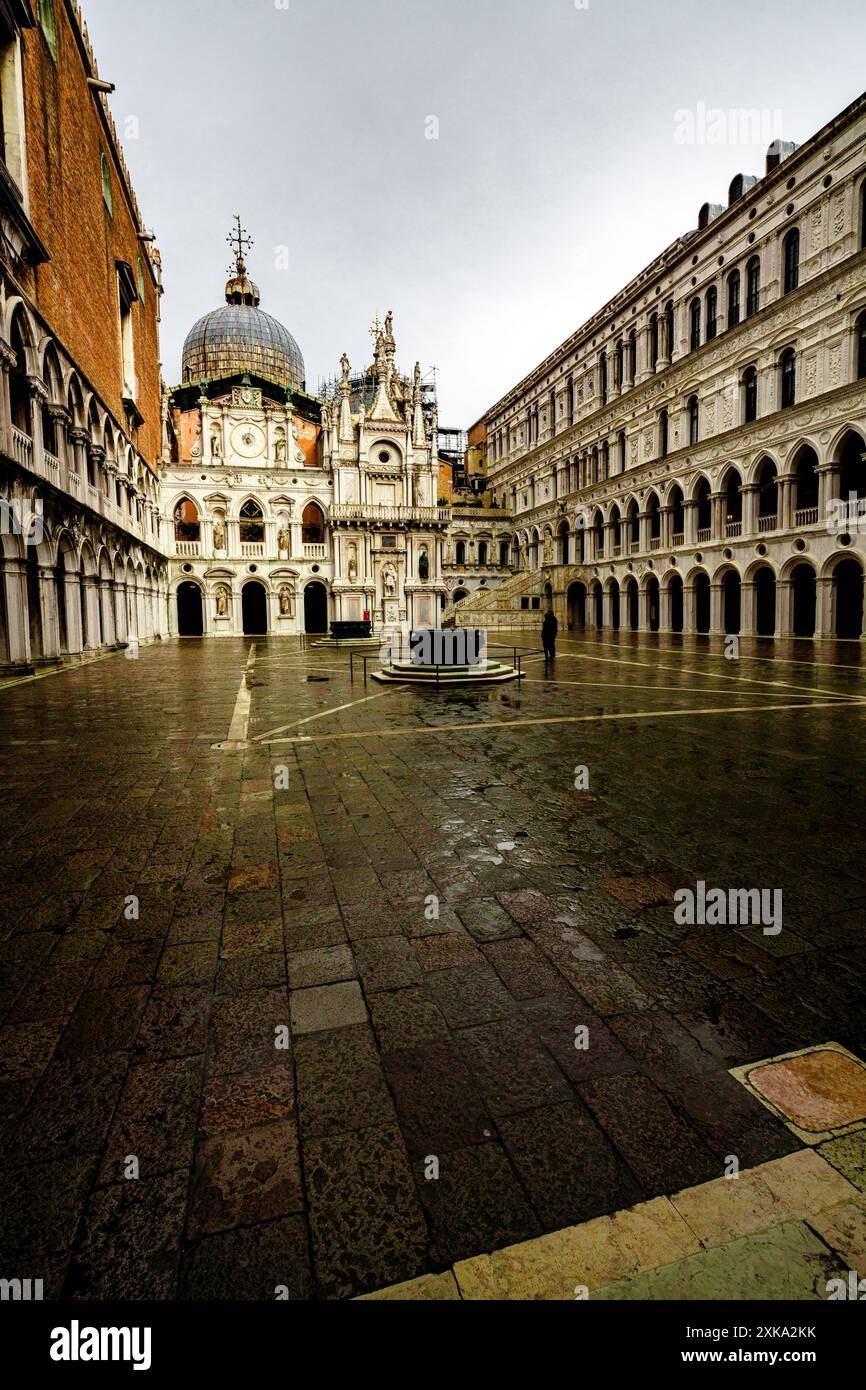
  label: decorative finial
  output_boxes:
[227,214,254,274]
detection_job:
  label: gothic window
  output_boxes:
[783,228,800,294]
[780,348,796,408]
[858,312,866,380]
[706,287,718,341]
[455,540,466,565]
[649,314,659,370]
[174,499,200,543]
[660,408,669,458]
[727,270,741,328]
[746,256,760,317]
[744,366,758,423]
[301,502,324,545]
[688,394,700,445]
[690,298,701,351]
[240,499,265,544]
[599,351,608,405]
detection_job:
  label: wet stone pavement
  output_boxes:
[0,631,865,1299]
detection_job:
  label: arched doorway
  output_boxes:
[755,568,776,637]
[646,577,660,632]
[177,582,204,637]
[723,571,741,634]
[694,573,711,633]
[592,583,603,629]
[304,581,328,634]
[834,559,864,638]
[567,582,586,631]
[791,564,816,638]
[669,576,684,633]
[624,579,638,631]
[451,588,468,605]
[609,580,621,632]
[243,581,269,636]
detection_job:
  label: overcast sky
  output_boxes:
[85,0,866,426]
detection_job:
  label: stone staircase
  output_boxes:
[443,569,545,629]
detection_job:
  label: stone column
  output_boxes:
[0,342,15,457]
[659,582,672,633]
[38,565,61,658]
[740,581,757,637]
[709,582,725,636]
[660,505,673,551]
[777,579,793,637]
[2,558,30,664]
[741,484,759,538]
[684,498,697,547]
[779,476,795,531]
[63,567,83,655]
[638,508,650,553]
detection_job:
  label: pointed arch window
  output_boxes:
[744,366,758,423]
[746,256,760,317]
[690,298,701,352]
[240,499,265,544]
[727,270,741,328]
[649,314,659,370]
[706,287,718,341]
[783,228,800,294]
[174,499,200,543]
[688,395,700,446]
[857,311,866,381]
[780,348,796,409]
[660,408,669,458]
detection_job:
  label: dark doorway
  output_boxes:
[304,581,328,634]
[834,559,864,639]
[669,576,684,633]
[567,582,586,631]
[694,573,711,633]
[647,578,660,633]
[177,582,204,637]
[610,581,620,632]
[243,581,268,636]
[593,584,603,628]
[25,553,43,658]
[625,581,638,631]
[723,571,741,635]
[792,564,816,638]
[755,568,776,637]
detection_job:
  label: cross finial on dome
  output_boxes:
[227,214,254,275]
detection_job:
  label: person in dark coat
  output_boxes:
[542,609,558,663]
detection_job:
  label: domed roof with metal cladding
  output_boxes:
[181,218,305,391]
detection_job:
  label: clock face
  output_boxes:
[231,423,265,459]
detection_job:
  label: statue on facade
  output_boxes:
[419,548,429,581]
[279,585,293,617]
[213,518,226,550]
[211,430,222,458]
[383,564,397,598]
[348,545,358,582]
[215,584,229,617]
[275,433,287,463]
[544,532,553,564]
[277,525,290,552]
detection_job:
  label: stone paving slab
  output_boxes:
[1,634,865,1299]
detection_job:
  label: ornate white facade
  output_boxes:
[454,93,866,642]
[164,288,452,637]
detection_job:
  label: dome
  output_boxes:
[182,254,305,390]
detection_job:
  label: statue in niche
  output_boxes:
[347,545,358,582]
[418,548,429,581]
[213,518,226,550]
[211,430,222,458]
[544,532,553,563]
[275,432,287,463]
[279,585,293,617]
[382,563,397,598]
[277,524,290,553]
[215,584,230,617]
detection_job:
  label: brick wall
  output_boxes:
[19,1,161,470]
